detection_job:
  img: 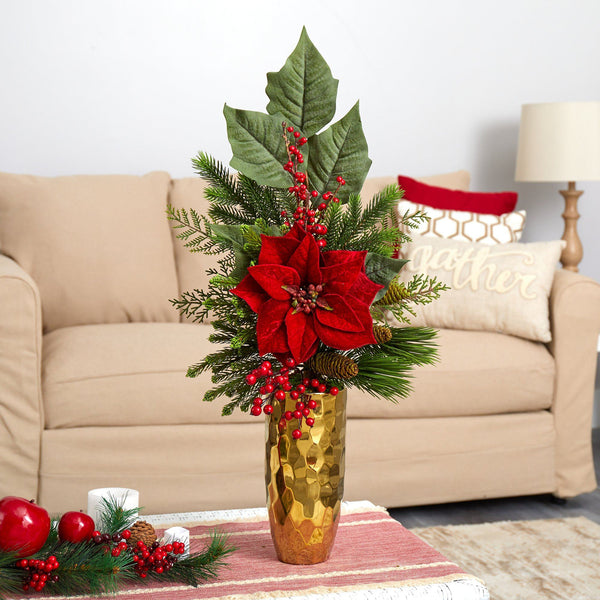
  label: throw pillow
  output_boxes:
[0,171,179,332]
[396,237,564,342]
[397,200,527,244]
[397,174,518,215]
[360,170,471,206]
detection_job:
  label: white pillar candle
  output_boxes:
[164,526,190,557]
[87,487,139,530]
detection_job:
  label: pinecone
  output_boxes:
[307,352,359,379]
[127,521,157,548]
[376,282,410,306]
[373,325,393,344]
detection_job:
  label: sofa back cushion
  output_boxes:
[168,177,218,306]
[169,171,471,321]
[0,171,178,332]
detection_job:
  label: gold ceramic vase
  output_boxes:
[265,388,346,564]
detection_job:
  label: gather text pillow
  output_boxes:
[397,237,564,342]
[397,200,527,244]
[0,171,179,332]
[397,175,517,215]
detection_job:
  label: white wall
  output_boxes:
[2,0,599,277]
[2,0,600,407]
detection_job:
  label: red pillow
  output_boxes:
[397,175,517,216]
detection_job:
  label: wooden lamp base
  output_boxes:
[559,181,583,272]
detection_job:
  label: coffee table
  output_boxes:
[135,500,490,600]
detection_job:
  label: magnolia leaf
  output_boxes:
[364,253,408,302]
[231,247,252,282]
[307,102,371,202]
[210,224,250,281]
[224,105,291,188]
[266,27,339,137]
[211,223,281,281]
[210,223,246,248]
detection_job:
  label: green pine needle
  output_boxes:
[96,493,141,534]
[345,327,439,402]
[0,500,235,599]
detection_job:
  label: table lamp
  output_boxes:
[515,101,600,272]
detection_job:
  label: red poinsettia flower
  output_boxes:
[231,224,382,364]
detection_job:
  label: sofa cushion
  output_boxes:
[168,177,217,304]
[43,323,554,428]
[0,171,178,332]
[43,323,254,429]
[347,329,554,418]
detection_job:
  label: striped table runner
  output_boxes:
[55,501,490,600]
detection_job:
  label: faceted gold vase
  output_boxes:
[265,389,346,564]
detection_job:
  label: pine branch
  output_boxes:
[322,186,400,255]
[51,544,136,596]
[192,152,292,228]
[166,205,211,251]
[343,327,438,402]
[0,552,22,598]
[373,275,449,324]
[147,532,235,587]
[397,207,430,230]
[97,494,140,535]
[0,496,235,599]
[359,184,402,230]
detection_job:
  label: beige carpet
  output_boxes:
[411,516,600,600]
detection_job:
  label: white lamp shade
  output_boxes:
[515,101,600,182]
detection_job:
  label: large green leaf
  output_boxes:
[307,102,372,202]
[210,223,249,281]
[210,223,281,281]
[364,253,408,302]
[210,223,245,248]
[266,27,338,138]
[224,104,291,188]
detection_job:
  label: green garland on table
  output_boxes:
[0,497,234,599]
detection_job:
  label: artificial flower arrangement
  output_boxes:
[168,28,447,424]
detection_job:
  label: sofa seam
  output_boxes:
[348,442,555,464]
[46,368,188,385]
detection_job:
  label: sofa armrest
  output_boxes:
[0,254,43,500]
[549,268,600,497]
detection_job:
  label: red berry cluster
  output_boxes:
[280,122,346,246]
[91,527,131,549]
[131,540,186,578]
[16,555,59,593]
[246,360,339,438]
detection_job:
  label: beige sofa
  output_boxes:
[1,169,599,514]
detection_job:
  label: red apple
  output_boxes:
[58,511,95,543]
[0,496,51,557]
